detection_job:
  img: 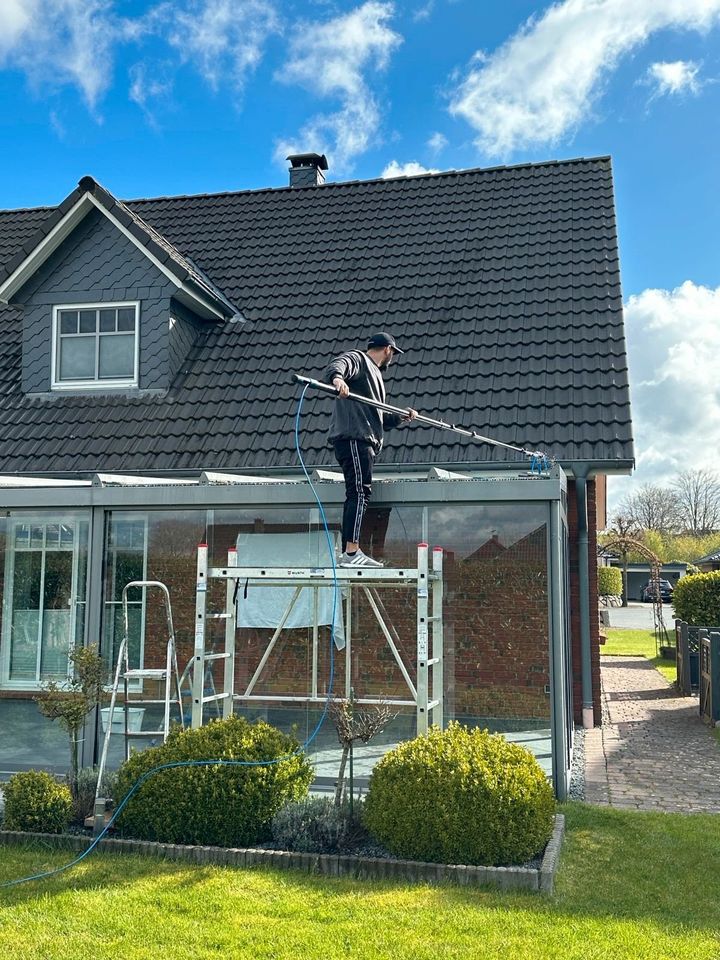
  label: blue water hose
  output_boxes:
[1,384,337,889]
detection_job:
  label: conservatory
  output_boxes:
[0,464,573,798]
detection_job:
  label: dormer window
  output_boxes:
[52,302,139,390]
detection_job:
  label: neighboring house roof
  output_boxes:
[0,156,634,476]
[693,550,720,565]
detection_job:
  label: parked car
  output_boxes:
[641,579,674,603]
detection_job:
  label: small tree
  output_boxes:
[35,644,106,793]
[328,691,397,808]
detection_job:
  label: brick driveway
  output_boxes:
[584,656,720,813]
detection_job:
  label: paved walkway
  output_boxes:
[584,656,720,813]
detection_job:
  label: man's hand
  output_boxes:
[402,408,418,422]
[333,377,350,398]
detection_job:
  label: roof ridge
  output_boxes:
[124,155,613,205]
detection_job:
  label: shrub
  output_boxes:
[364,723,554,866]
[673,571,720,626]
[271,796,366,854]
[598,566,622,598]
[68,766,117,825]
[115,715,313,847]
[3,770,73,834]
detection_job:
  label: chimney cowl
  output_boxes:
[287,153,329,188]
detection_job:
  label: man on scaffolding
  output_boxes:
[323,332,417,568]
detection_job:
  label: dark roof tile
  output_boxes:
[0,156,633,473]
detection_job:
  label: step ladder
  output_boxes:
[93,580,183,833]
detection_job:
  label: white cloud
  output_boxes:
[275,1,402,171]
[647,59,701,96]
[381,160,439,177]
[427,131,447,153]
[413,1,434,22]
[449,0,720,156]
[0,0,120,108]
[609,281,720,514]
[129,62,174,122]
[162,0,279,92]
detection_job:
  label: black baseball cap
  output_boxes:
[367,331,404,354]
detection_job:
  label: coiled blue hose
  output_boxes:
[1,384,337,888]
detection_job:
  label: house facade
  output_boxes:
[0,155,634,798]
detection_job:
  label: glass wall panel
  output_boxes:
[428,502,551,774]
[0,511,91,776]
[0,515,89,689]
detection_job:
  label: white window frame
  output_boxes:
[51,301,140,391]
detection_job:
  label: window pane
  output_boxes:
[59,311,78,335]
[99,333,135,379]
[99,309,116,332]
[59,336,95,380]
[117,307,136,332]
[79,310,97,334]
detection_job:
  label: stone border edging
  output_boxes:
[0,814,564,894]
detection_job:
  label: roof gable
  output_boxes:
[0,177,242,322]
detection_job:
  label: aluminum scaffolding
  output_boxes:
[192,542,444,735]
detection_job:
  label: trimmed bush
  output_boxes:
[115,715,313,847]
[598,566,622,598]
[3,770,73,834]
[364,723,554,866]
[673,571,720,626]
[271,796,366,854]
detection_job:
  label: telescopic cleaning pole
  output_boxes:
[292,374,553,469]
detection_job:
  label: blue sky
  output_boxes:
[2,0,720,513]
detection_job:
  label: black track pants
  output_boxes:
[333,438,375,551]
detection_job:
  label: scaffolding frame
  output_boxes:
[192,542,444,735]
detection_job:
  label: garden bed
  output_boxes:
[0,814,564,893]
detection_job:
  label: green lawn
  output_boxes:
[602,628,677,684]
[1,804,720,959]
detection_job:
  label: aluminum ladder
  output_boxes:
[93,580,183,833]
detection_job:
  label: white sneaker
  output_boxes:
[339,549,383,568]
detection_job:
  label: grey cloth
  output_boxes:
[323,350,403,452]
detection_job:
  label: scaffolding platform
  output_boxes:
[192,542,444,736]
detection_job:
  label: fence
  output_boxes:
[675,620,700,696]
[699,630,720,725]
[675,619,720,725]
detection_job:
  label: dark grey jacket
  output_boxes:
[323,350,403,452]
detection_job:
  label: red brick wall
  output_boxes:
[119,509,556,724]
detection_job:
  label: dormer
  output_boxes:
[0,176,242,395]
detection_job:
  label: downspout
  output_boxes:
[575,471,594,728]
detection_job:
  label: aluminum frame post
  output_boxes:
[431,546,444,730]
[192,542,209,728]
[416,542,430,734]
[223,547,237,719]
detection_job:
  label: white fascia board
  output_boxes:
[200,471,298,485]
[0,194,94,303]
[0,476,91,488]
[311,469,344,482]
[85,195,228,322]
[93,473,197,487]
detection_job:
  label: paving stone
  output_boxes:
[584,656,720,813]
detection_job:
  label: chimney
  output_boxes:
[287,153,329,188]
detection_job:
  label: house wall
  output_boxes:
[17,208,177,393]
[168,300,205,383]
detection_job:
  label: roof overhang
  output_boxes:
[0,189,239,323]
